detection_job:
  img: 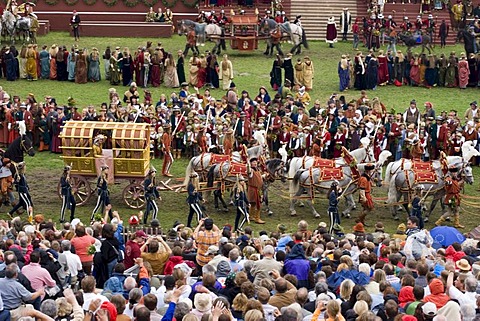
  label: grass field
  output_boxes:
[1,31,480,235]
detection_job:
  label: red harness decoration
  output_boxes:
[229,162,248,176]
[312,157,336,168]
[411,160,433,171]
[414,170,438,184]
[320,167,345,181]
[210,154,231,165]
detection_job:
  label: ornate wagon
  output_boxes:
[229,15,262,51]
[59,121,151,209]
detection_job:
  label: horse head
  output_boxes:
[177,20,186,35]
[372,164,384,187]
[460,162,474,184]
[265,158,287,183]
[21,135,35,157]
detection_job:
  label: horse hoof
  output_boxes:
[394,216,400,220]
[314,213,320,218]
[291,213,298,217]
[299,202,305,207]
[424,217,429,222]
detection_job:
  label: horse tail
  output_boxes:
[183,158,195,187]
[207,165,216,188]
[302,28,309,49]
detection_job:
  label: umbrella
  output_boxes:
[430,226,466,247]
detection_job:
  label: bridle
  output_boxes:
[20,137,33,154]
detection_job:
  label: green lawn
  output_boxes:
[1,31,480,235]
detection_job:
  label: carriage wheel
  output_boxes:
[71,176,92,206]
[56,175,92,206]
[123,182,146,209]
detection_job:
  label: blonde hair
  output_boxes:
[183,314,198,321]
[326,301,341,321]
[339,279,355,300]
[353,300,369,316]
[245,309,263,321]
[232,293,248,312]
[55,297,73,317]
[336,263,350,272]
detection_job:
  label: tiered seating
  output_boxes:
[290,0,367,40]
[383,3,456,44]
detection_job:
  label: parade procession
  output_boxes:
[2,0,480,319]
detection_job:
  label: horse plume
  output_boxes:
[18,120,26,136]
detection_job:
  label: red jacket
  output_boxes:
[163,256,184,275]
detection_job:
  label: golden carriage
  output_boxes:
[59,121,151,209]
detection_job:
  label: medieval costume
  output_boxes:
[143,168,161,224]
[8,162,32,219]
[60,165,76,223]
[270,55,283,90]
[302,56,314,91]
[88,48,101,82]
[219,54,234,90]
[186,173,204,228]
[326,17,338,48]
[91,164,111,222]
[75,50,88,84]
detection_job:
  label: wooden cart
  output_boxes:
[229,15,261,51]
[59,121,151,209]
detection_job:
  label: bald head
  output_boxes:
[275,278,288,293]
[295,288,309,306]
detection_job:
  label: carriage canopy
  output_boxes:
[60,121,150,177]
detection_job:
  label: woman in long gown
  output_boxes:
[394,50,405,85]
[39,45,50,79]
[75,49,88,84]
[88,48,101,82]
[354,52,366,90]
[424,54,437,88]
[366,54,378,89]
[468,53,478,86]
[177,50,186,85]
[419,54,427,86]
[294,58,304,86]
[377,50,389,85]
[338,54,349,92]
[49,44,58,80]
[445,52,458,87]
[458,53,469,89]
[25,44,37,81]
[270,54,282,90]
[303,56,314,91]
[103,46,111,80]
[209,54,219,89]
[51,107,65,154]
[196,54,207,88]
[188,53,200,87]
[409,53,420,86]
[219,54,233,90]
[4,48,16,81]
[121,49,133,86]
[67,47,76,82]
[55,47,68,81]
[150,48,161,87]
[110,51,120,85]
[19,45,27,79]
[164,53,179,88]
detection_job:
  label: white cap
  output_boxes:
[388,15,392,19]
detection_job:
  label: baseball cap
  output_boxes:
[422,302,437,316]
[206,245,219,255]
[135,230,148,239]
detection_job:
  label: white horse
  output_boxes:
[289,150,391,218]
[2,11,16,42]
[259,18,309,55]
[288,137,374,200]
[386,160,474,220]
[182,144,264,187]
[385,141,480,183]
